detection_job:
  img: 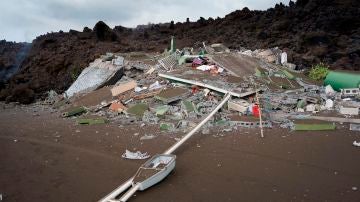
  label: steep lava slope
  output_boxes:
[0,0,359,103]
[0,41,28,84]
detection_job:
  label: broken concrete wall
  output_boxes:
[65,56,124,98]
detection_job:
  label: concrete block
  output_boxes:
[339,106,359,115]
[155,88,189,104]
[228,99,250,113]
[109,102,127,112]
[127,103,148,117]
[111,80,137,97]
[350,124,360,131]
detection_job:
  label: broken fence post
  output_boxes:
[255,89,264,138]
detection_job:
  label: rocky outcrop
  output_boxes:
[0,0,359,103]
[93,21,118,41]
[0,41,29,82]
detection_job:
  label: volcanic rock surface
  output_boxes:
[1,0,359,103]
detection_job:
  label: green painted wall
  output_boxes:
[324,71,360,91]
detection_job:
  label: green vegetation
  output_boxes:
[308,63,330,81]
[71,67,81,81]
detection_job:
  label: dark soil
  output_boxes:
[1,0,360,103]
[1,104,359,201]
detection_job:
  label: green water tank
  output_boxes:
[324,71,360,91]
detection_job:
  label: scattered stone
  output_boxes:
[155,105,170,117]
[140,134,156,140]
[222,128,232,132]
[202,128,210,135]
[181,100,196,114]
[142,111,159,124]
[109,102,127,112]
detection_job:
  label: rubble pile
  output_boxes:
[42,41,360,139]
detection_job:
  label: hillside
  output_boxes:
[0,41,30,84]
[0,0,359,103]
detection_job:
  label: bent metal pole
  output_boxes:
[119,184,140,202]
[99,93,231,202]
[99,178,133,202]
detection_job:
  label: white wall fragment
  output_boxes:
[350,124,360,131]
[325,85,336,96]
[353,141,360,147]
[281,52,287,64]
[325,99,334,109]
[65,56,124,98]
[339,106,359,115]
[122,150,150,160]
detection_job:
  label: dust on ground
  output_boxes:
[1,104,359,202]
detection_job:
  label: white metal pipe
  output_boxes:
[164,93,231,155]
[159,73,244,97]
[100,93,232,201]
[99,178,133,202]
[119,184,140,202]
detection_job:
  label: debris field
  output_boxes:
[1,40,360,202]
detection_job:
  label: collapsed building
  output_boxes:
[27,37,360,201]
[41,37,360,137]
